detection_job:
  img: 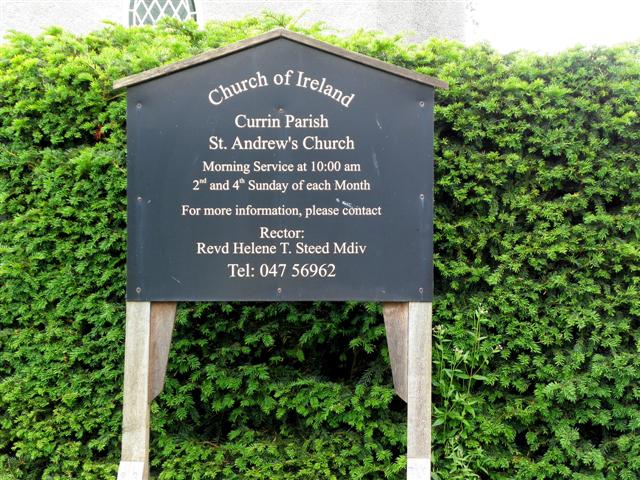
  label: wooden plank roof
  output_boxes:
[113,28,448,90]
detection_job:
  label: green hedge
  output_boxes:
[1,15,639,479]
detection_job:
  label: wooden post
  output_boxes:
[384,302,432,479]
[383,303,409,402]
[407,302,432,479]
[118,302,176,480]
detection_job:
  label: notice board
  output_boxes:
[124,31,439,301]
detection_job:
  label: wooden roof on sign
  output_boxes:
[113,28,448,90]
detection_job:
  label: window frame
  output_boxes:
[123,0,203,28]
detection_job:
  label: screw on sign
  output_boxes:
[114,29,446,480]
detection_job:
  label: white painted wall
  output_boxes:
[1,1,126,39]
[0,0,471,42]
[200,1,471,43]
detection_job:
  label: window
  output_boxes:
[129,0,197,26]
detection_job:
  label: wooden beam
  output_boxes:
[118,302,176,480]
[407,302,432,479]
[118,302,152,480]
[113,29,448,90]
[149,302,177,400]
[383,302,409,402]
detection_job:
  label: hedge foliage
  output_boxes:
[1,14,639,480]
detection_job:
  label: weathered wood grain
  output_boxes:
[119,302,152,480]
[113,29,448,90]
[383,302,409,402]
[119,301,177,480]
[407,302,432,479]
[149,302,177,400]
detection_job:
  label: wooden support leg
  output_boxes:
[118,302,176,480]
[383,303,409,402]
[407,302,432,480]
[149,303,177,401]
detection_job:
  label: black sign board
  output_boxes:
[120,30,443,301]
